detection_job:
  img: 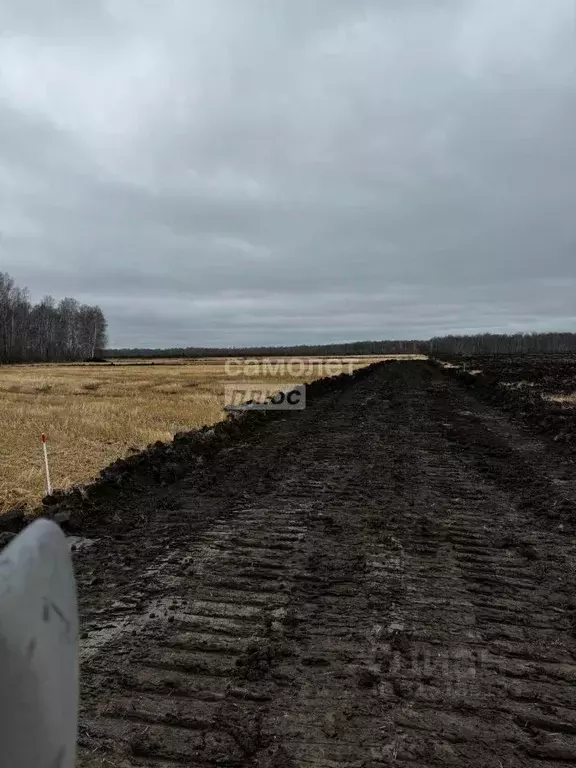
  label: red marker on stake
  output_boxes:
[41,434,52,496]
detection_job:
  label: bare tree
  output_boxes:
[0,272,108,363]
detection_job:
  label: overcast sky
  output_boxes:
[1,0,575,347]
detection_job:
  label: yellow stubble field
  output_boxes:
[0,356,424,513]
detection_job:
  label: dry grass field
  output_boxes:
[0,355,420,513]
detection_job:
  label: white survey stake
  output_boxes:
[41,433,52,496]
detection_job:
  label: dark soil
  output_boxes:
[34,360,576,766]
[437,355,576,456]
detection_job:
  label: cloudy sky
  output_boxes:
[1,0,575,347]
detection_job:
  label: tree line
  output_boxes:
[3,267,575,364]
[0,272,108,363]
[428,332,576,357]
[110,333,576,359]
[108,339,424,358]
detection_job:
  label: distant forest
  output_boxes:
[109,340,422,358]
[428,333,576,356]
[3,269,576,364]
[0,272,108,363]
[110,332,576,359]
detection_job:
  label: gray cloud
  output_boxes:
[1,0,575,346]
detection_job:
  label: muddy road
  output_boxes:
[76,361,576,767]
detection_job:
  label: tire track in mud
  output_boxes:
[77,362,576,767]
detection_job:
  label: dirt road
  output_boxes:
[77,361,576,767]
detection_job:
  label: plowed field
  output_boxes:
[75,361,576,767]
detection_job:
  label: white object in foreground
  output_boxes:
[0,520,78,768]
